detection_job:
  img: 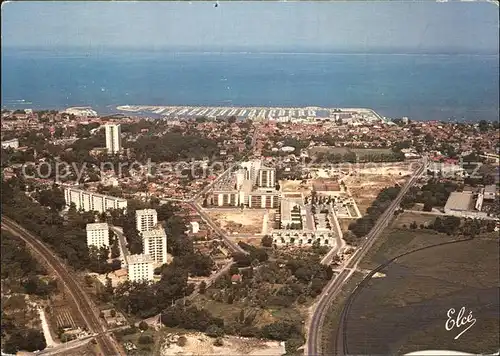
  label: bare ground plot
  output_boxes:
[47,290,85,333]
[280,179,311,194]
[231,235,265,246]
[338,219,352,234]
[160,332,285,356]
[348,174,409,214]
[354,166,414,178]
[209,210,265,234]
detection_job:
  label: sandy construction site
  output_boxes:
[280,179,312,194]
[353,165,414,177]
[209,210,265,234]
[346,173,409,214]
[160,332,285,356]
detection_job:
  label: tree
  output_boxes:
[478,120,489,133]
[261,235,273,248]
[110,309,117,317]
[423,201,433,212]
[110,240,120,259]
[198,281,207,294]
[205,324,224,338]
[138,335,153,345]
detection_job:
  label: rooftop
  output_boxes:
[64,186,128,202]
[444,192,473,212]
[128,254,154,264]
[86,222,109,231]
[484,185,497,194]
[142,228,166,238]
[136,209,158,216]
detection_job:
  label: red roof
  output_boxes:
[231,274,242,282]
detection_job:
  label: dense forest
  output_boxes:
[1,231,49,354]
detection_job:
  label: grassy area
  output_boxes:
[392,211,436,229]
[350,148,393,157]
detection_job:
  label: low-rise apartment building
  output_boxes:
[64,187,128,213]
[127,254,154,282]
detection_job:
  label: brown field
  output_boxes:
[209,210,264,234]
[280,179,311,194]
[47,290,85,333]
[347,174,409,214]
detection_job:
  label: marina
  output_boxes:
[116,105,387,123]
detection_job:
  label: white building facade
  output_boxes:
[64,187,128,213]
[271,229,335,247]
[1,138,19,150]
[85,222,110,248]
[127,254,154,282]
[190,221,200,234]
[136,209,158,233]
[142,228,168,265]
[105,124,122,154]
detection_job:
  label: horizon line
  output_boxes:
[3,46,498,56]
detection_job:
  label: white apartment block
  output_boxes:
[142,228,168,265]
[86,223,110,249]
[136,209,158,233]
[271,230,335,247]
[64,187,127,213]
[258,167,276,188]
[1,138,19,150]
[105,124,122,154]
[127,254,154,282]
[189,221,200,234]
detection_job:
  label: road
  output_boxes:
[320,206,346,265]
[109,226,130,265]
[189,201,248,255]
[1,216,124,356]
[306,158,427,356]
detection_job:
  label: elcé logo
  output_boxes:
[445,307,476,340]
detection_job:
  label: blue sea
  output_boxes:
[1,48,498,121]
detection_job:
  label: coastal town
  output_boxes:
[1,105,499,356]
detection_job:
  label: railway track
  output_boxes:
[1,216,123,356]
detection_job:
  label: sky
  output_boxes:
[1,1,499,54]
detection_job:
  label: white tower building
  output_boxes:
[127,254,154,282]
[86,223,110,249]
[142,228,168,265]
[105,124,122,154]
[136,209,158,234]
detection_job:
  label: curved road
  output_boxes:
[306,158,427,356]
[1,216,123,356]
